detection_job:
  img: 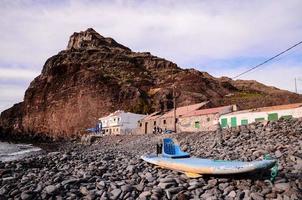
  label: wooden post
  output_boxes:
[172,68,177,133]
[295,78,297,93]
[173,87,176,133]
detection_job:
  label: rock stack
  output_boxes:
[1,28,302,141]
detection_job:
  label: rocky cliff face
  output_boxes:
[1,28,302,140]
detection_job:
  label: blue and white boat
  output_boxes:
[141,138,276,178]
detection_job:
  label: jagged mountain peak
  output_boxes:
[67,28,131,51]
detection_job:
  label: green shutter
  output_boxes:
[281,115,292,120]
[241,119,248,125]
[268,113,278,121]
[231,117,237,127]
[255,117,265,122]
[194,121,200,128]
[221,118,227,128]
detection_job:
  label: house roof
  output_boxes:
[109,110,124,117]
[99,110,145,120]
[182,105,234,117]
[159,101,209,119]
[140,111,162,121]
[98,111,123,120]
[223,102,302,116]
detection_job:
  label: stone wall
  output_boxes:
[178,113,220,132]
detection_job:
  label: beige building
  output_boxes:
[178,105,236,132]
[137,111,163,134]
[137,102,209,134]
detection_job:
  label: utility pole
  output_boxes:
[295,78,297,93]
[172,68,177,133]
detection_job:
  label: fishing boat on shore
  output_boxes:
[141,138,277,178]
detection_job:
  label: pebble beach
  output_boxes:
[0,118,301,199]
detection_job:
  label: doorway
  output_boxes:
[145,122,148,134]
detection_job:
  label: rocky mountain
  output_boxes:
[1,28,301,140]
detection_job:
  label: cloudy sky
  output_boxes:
[1,0,302,112]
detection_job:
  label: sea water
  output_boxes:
[0,141,41,162]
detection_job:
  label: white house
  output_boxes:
[219,103,302,128]
[99,110,146,135]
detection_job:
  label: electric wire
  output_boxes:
[233,41,302,79]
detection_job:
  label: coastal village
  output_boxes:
[1,24,302,199]
[89,102,302,136]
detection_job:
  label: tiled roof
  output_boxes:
[182,105,234,117]
[159,101,209,118]
[141,111,162,121]
[223,102,302,116]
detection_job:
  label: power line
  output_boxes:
[233,40,302,79]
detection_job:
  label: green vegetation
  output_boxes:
[130,91,151,114]
[130,98,150,114]
[100,74,112,83]
[226,91,264,101]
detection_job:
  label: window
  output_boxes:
[231,117,237,127]
[207,117,210,122]
[268,113,278,121]
[118,118,120,121]
[281,115,292,120]
[139,123,142,127]
[163,120,166,124]
[221,118,227,128]
[175,118,178,123]
[194,121,200,128]
[154,121,156,125]
[241,119,248,125]
[255,117,265,122]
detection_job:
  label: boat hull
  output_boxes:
[141,154,276,175]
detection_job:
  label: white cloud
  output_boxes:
[0,67,39,112]
[1,0,302,65]
[0,84,26,112]
[0,84,25,100]
[0,68,40,80]
[209,61,302,93]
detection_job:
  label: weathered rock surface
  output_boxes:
[0,118,301,199]
[1,28,302,140]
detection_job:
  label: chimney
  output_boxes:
[232,105,238,112]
